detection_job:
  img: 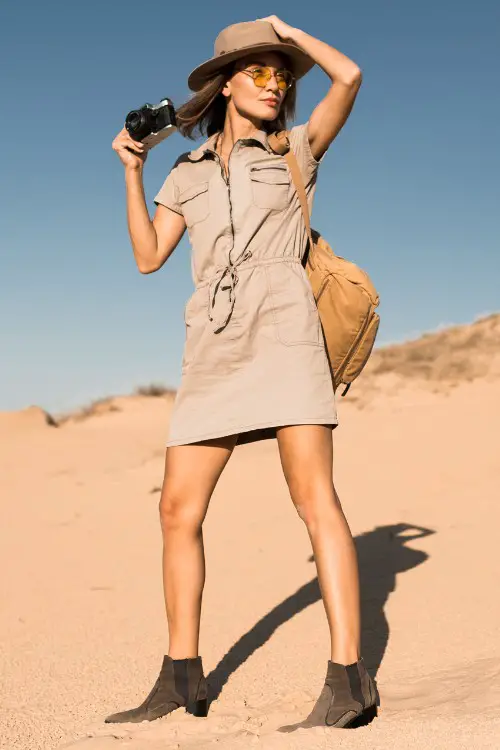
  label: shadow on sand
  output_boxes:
[207,522,435,705]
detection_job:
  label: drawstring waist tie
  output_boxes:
[196,255,303,333]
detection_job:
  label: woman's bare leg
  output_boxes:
[276,424,360,665]
[159,435,238,658]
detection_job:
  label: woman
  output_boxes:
[109,17,376,731]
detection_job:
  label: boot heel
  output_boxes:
[350,703,378,728]
[364,703,378,721]
[186,697,208,717]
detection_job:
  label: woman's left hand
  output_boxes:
[256,15,298,42]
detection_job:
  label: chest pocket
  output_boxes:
[179,182,210,228]
[250,164,289,211]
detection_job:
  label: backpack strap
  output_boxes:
[267,130,315,257]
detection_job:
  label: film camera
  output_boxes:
[125,97,177,149]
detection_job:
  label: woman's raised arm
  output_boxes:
[259,16,363,161]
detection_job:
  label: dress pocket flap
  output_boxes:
[250,166,289,185]
[179,181,209,204]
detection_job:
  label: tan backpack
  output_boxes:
[268,130,380,396]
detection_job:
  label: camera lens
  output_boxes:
[125,108,151,140]
[127,112,142,130]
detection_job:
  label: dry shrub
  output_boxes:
[135,383,177,398]
[42,409,58,427]
[57,397,120,425]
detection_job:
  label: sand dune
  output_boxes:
[1,315,499,749]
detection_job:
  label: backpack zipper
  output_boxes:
[336,311,379,392]
[333,306,374,387]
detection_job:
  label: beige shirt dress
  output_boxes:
[154,122,338,446]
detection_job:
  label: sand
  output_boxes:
[1,374,499,750]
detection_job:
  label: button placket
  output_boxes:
[191,136,275,335]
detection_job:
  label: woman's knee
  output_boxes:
[292,482,343,529]
[159,488,203,536]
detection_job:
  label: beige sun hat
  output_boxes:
[187,20,315,92]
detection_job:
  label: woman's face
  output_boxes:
[223,52,292,123]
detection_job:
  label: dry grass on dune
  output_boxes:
[368,313,500,382]
[349,313,500,404]
[56,396,121,425]
[134,383,177,398]
[55,383,176,425]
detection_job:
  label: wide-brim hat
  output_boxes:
[187,20,315,92]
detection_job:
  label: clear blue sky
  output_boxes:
[1,0,499,414]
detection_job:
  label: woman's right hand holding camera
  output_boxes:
[112,127,148,170]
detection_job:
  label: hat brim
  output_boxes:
[187,42,315,92]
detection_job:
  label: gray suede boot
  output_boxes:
[105,655,208,723]
[279,657,377,731]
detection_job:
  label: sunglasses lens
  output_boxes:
[248,67,293,90]
[250,68,267,87]
[274,71,293,90]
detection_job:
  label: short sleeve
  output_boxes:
[288,121,325,188]
[153,169,183,215]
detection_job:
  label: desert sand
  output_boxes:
[1,314,499,750]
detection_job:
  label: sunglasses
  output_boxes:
[238,65,295,92]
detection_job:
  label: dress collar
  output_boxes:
[188,128,273,161]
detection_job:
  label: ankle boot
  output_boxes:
[104,655,208,723]
[279,657,377,732]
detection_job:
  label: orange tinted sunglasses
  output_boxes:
[238,65,295,91]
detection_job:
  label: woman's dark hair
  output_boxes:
[175,58,297,140]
